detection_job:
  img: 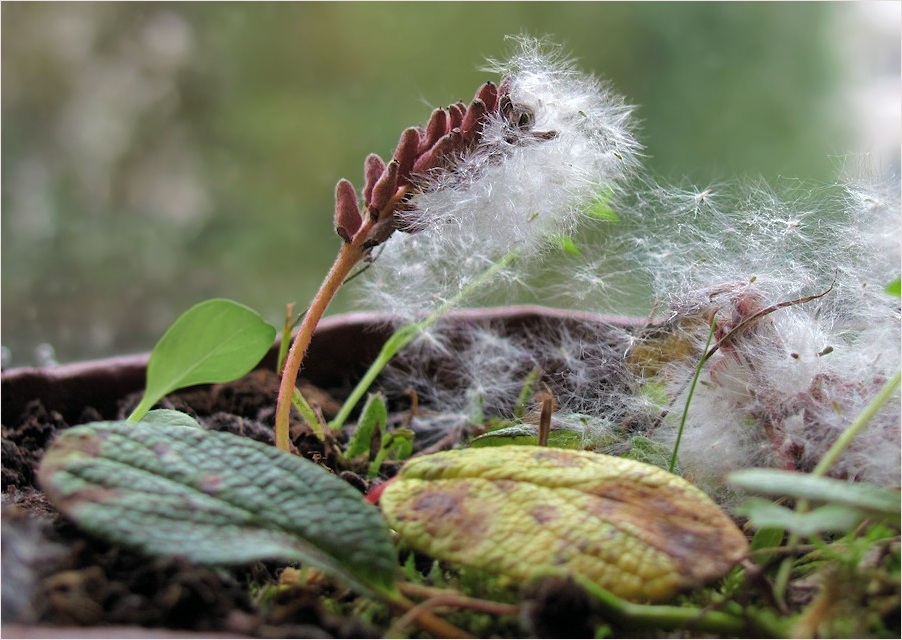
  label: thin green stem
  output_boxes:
[127,397,156,423]
[573,575,789,637]
[292,388,325,440]
[276,303,297,374]
[812,369,900,477]
[329,250,520,430]
[773,368,900,608]
[514,366,543,419]
[669,319,716,473]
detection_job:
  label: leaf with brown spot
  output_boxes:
[379,446,747,602]
[37,410,398,598]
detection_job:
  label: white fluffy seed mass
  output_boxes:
[351,37,900,501]
[377,170,900,501]
[626,173,901,498]
[358,37,640,322]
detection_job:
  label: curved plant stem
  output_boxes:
[329,249,520,430]
[275,187,410,452]
[386,591,518,639]
[385,591,473,639]
[276,259,380,375]
[573,575,788,637]
[276,303,296,374]
[274,228,369,451]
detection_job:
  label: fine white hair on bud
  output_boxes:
[358,37,640,323]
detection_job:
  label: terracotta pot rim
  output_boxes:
[2,305,646,379]
[1,305,649,424]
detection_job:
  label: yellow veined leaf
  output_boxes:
[380,446,747,602]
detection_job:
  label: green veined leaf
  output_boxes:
[885,276,901,297]
[38,412,398,597]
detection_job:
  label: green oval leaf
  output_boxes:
[37,412,398,597]
[129,299,276,421]
[736,498,866,537]
[380,446,747,602]
[727,469,901,525]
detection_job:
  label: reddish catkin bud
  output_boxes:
[474,81,498,114]
[334,178,362,243]
[412,129,462,175]
[362,154,386,206]
[368,159,400,216]
[392,127,421,186]
[448,102,466,130]
[461,98,487,142]
[419,108,448,154]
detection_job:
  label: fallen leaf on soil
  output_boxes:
[379,446,747,602]
[37,410,398,598]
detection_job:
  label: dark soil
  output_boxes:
[1,368,385,639]
[1,311,647,639]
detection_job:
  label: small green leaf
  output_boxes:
[291,388,325,441]
[586,190,619,222]
[554,235,582,256]
[129,299,277,422]
[38,413,398,597]
[885,276,901,297]
[748,527,785,566]
[346,393,387,459]
[736,499,865,537]
[369,427,414,478]
[471,425,582,449]
[727,469,901,525]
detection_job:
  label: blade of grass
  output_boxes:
[669,318,716,473]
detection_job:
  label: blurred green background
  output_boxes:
[2,2,899,366]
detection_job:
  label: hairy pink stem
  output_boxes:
[274,227,369,451]
[275,186,410,452]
